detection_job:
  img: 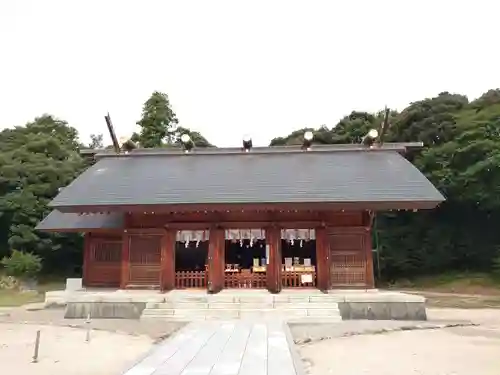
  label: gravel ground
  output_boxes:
[0,323,153,375]
[299,327,500,375]
[0,307,187,375]
[0,307,185,341]
[3,305,500,374]
[296,308,500,375]
[289,320,476,344]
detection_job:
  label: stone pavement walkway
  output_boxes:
[123,320,301,375]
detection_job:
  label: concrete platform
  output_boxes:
[45,289,427,321]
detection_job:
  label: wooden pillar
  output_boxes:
[120,230,130,289]
[315,226,330,291]
[362,210,375,289]
[160,228,176,291]
[365,227,375,288]
[207,227,224,293]
[82,232,91,287]
[265,226,282,293]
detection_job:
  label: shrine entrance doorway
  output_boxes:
[224,229,267,288]
[281,229,317,288]
[174,230,209,289]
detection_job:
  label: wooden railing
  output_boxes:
[224,271,267,288]
[281,270,317,288]
[175,271,207,289]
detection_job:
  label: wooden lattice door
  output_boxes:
[128,234,161,287]
[329,229,368,287]
[87,238,122,287]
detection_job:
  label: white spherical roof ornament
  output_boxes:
[302,131,314,151]
[368,129,379,139]
[180,133,191,144]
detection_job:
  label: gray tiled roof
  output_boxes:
[49,149,444,209]
[36,210,123,231]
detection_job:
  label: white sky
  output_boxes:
[0,1,498,147]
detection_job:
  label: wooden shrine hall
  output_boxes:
[36,141,444,293]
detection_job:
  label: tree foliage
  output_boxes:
[271,89,500,280]
[130,91,214,148]
[132,91,179,147]
[0,115,86,274]
[0,92,212,276]
[89,133,104,149]
[1,89,499,281]
[174,126,214,147]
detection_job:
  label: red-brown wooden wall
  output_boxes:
[83,210,374,290]
[84,233,122,287]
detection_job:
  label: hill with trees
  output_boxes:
[1,89,499,283]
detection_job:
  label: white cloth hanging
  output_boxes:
[225,229,265,240]
[280,229,316,241]
[176,230,210,243]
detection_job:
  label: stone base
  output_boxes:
[60,291,166,319]
[65,302,147,319]
[339,302,427,320]
[336,292,427,320]
[46,289,427,321]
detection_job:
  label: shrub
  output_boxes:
[1,250,42,280]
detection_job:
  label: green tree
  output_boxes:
[174,126,214,147]
[132,91,179,147]
[268,111,392,146]
[272,91,500,281]
[2,89,497,282]
[89,133,104,149]
[0,115,86,273]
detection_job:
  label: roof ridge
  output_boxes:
[85,142,423,159]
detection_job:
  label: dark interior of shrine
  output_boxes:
[173,237,316,271]
[281,239,317,265]
[175,241,209,271]
[225,239,267,269]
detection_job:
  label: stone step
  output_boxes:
[304,308,341,316]
[141,307,341,320]
[147,301,340,310]
[140,314,196,321]
[146,301,210,309]
[273,302,340,309]
[161,294,343,305]
[141,308,175,316]
[272,295,343,303]
[287,316,343,323]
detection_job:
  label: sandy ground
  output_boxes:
[2,306,500,375]
[0,307,186,375]
[0,307,186,341]
[0,323,153,375]
[297,308,500,375]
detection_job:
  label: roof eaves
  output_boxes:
[36,210,124,232]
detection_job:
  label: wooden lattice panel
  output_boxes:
[224,271,267,288]
[87,239,122,287]
[282,271,317,288]
[128,235,161,287]
[329,231,367,287]
[175,271,207,289]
